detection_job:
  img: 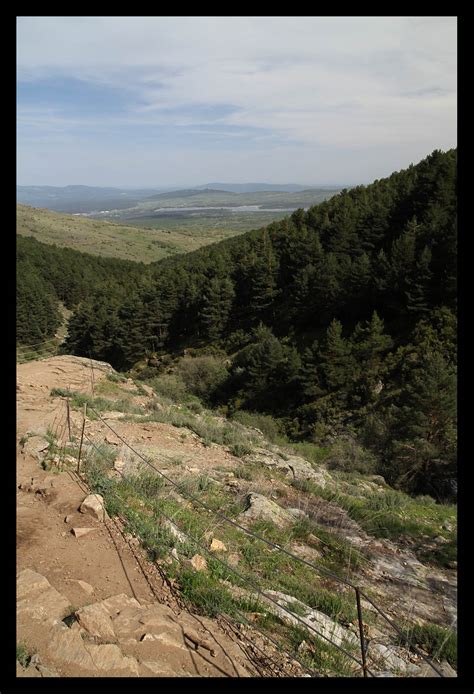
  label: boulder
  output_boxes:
[22,436,50,459]
[76,602,116,641]
[80,493,106,522]
[46,624,97,670]
[371,643,422,674]
[262,590,358,649]
[98,594,141,617]
[84,643,140,675]
[17,569,71,624]
[239,493,294,529]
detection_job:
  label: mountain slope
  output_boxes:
[16,355,457,678]
[16,204,185,262]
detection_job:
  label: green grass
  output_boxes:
[290,477,456,568]
[396,622,457,668]
[287,625,355,676]
[16,642,32,668]
[17,204,184,263]
[50,387,144,417]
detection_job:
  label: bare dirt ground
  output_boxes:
[16,356,296,678]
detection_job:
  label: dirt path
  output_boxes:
[15,356,287,678]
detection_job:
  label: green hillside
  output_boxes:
[136,187,341,209]
[17,149,457,500]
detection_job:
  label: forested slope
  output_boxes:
[17,149,457,498]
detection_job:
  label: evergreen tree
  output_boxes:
[317,319,353,392]
[199,276,235,342]
[350,311,393,404]
[405,246,433,315]
[390,351,456,497]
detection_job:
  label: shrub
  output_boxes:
[235,466,254,480]
[229,442,253,458]
[16,642,32,668]
[148,374,188,402]
[175,356,228,403]
[325,437,377,474]
[231,410,283,444]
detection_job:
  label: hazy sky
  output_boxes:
[17,16,457,188]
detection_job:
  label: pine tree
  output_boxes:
[405,246,433,315]
[249,231,279,323]
[390,351,456,497]
[199,276,235,342]
[350,311,393,404]
[317,319,353,392]
[298,341,324,401]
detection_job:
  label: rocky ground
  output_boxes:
[16,356,457,678]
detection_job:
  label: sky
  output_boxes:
[17,16,457,188]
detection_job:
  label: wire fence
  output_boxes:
[36,383,452,679]
[17,336,63,364]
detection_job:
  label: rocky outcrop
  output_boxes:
[239,492,295,529]
[16,571,254,677]
[244,448,332,487]
[17,569,71,625]
[262,590,358,649]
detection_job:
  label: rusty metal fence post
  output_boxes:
[66,396,72,441]
[355,587,368,677]
[77,403,87,475]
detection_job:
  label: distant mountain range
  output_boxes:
[17,182,345,214]
[195,183,317,193]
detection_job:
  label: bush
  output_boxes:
[148,374,188,402]
[325,437,377,474]
[176,356,228,403]
[231,410,283,443]
[229,443,253,458]
[16,642,32,668]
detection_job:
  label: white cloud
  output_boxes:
[17,16,457,185]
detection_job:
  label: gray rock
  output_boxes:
[239,493,295,529]
[287,508,308,519]
[245,448,332,488]
[262,590,358,648]
[162,518,187,544]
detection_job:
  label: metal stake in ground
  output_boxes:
[66,396,72,441]
[355,587,368,677]
[77,403,87,475]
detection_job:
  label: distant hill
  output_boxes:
[16,204,186,263]
[145,188,236,201]
[197,182,319,193]
[138,187,342,210]
[16,185,165,213]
